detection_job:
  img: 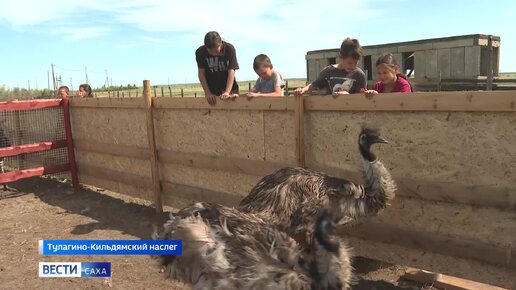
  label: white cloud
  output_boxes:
[0,0,385,45]
[59,26,111,41]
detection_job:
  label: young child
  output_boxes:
[58,86,69,98]
[247,54,286,98]
[363,53,413,99]
[295,37,366,97]
[196,31,240,105]
[77,84,93,98]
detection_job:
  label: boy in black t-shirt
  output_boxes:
[195,31,240,105]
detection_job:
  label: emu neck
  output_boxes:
[359,143,376,162]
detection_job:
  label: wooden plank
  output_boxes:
[74,139,148,159]
[404,267,508,290]
[77,163,240,207]
[162,181,240,207]
[154,95,295,111]
[70,97,145,109]
[451,47,466,78]
[62,97,80,189]
[294,94,306,167]
[158,149,288,176]
[437,48,451,79]
[0,140,67,158]
[78,164,153,189]
[312,164,516,210]
[425,49,438,78]
[0,99,62,112]
[465,46,481,78]
[75,141,516,210]
[337,222,515,270]
[144,80,163,214]
[0,164,70,183]
[304,91,516,111]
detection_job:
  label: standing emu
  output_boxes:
[238,127,396,247]
[153,202,354,290]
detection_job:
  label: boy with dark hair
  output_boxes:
[295,37,366,97]
[196,31,240,105]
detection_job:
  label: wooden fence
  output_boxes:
[69,81,516,289]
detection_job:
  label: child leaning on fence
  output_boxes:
[247,54,286,98]
[295,37,366,97]
[196,31,240,105]
[362,53,413,99]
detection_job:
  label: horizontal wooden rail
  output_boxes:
[403,267,508,290]
[78,164,240,207]
[337,221,515,270]
[70,97,145,109]
[153,96,295,111]
[74,140,516,210]
[76,162,514,270]
[304,91,516,111]
[0,140,67,158]
[0,99,62,112]
[0,163,70,183]
[74,139,148,159]
[70,90,516,112]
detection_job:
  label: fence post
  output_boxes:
[294,94,305,168]
[161,87,164,97]
[143,80,163,214]
[181,88,184,98]
[61,97,80,190]
[168,86,172,97]
[487,35,494,91]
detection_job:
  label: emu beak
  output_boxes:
[375,136,389,144]
[336,216,354,225]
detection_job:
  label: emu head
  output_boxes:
[358,127,388,162]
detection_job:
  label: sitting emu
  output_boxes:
[153,202,354,290]
[238,127,396,248]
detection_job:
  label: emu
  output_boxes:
[238,127,396,247]
[153,202,354,290]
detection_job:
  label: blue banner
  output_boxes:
[39,240,182,255]
[39,262,111,278]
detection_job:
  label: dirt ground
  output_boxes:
[0,177,436,290]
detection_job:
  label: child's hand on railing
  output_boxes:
[361,88,378,99]
[332,90,349,98]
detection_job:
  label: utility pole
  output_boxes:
[70,77,73,91]
[51,64,56,96]
[486,35,494,91]
[104,69,109,88]
[85,66,89,84]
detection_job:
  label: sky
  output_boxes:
[0,0,515,90]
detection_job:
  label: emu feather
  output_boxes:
[153,203,354,290]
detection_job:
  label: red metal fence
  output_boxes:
[0,98,79,188]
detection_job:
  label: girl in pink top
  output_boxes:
[363,53,413,99]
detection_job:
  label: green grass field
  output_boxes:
[95,78,308,98]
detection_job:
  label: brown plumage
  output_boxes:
[153,202,354,290]
[238,127,397,247]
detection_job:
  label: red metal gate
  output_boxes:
[0,98,79,188]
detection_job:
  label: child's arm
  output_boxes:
[294,83,315,96]
[220,69,236,99]
[198,68,216,105]
[249,85,283,97]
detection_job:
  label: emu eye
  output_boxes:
[359,134,366,144]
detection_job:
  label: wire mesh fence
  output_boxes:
[0,105,71,180]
